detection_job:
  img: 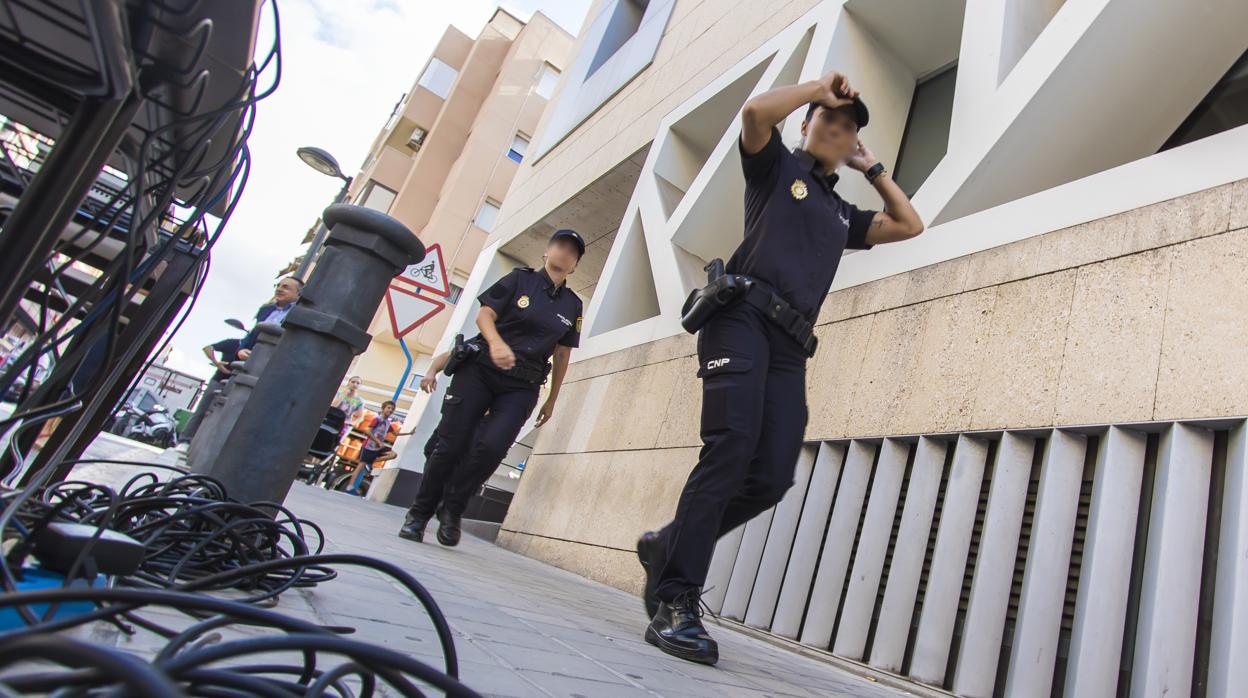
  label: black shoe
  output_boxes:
[645,589,718,666]
[637,531,663,620]
[398,513,428,542]
[435,508,461,547]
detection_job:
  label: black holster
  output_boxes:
[681,258,746,334]
[443,334,482,376]
[680,260,819,357]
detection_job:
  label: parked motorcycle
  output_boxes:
[109,402,177,448]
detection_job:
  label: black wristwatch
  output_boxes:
[865,162,887,183]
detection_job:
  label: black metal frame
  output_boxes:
[0,0,279,486]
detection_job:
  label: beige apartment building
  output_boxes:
[300,9,573,413]
[383,0,1248,696]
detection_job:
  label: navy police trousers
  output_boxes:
[654,301,809,601]
[408,360,539,519]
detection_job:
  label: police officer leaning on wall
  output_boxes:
[398,229,585,546]
[637,71,926,665]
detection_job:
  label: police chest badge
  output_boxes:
[790,178,808,200]
[517,294,530,309]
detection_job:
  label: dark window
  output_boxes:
[893,65,958,198]
[586,0,648,79]
[1161,47,1248,152]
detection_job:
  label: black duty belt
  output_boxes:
[444,334,549,384]
[740,281,818,357]
[491,360,549,385]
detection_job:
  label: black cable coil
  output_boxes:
[0,467,482,697]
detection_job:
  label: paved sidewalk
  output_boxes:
[70,438,919,698]
[281,484,916,698]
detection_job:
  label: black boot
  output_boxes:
[636,531,663,620]
[435,507,461,547]
[398,512,428,542]
[645,588,718,665]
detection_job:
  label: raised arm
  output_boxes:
[741,71,858,154]
[849,142,924,244]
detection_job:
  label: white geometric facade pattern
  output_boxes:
[573,0,1248,361]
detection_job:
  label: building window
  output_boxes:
[417,57,458,99]
[587,0,648,79]
[408,126,427,150]
[536,63,561,100]
[507,133,529,164]
[474,199,501,232]
[446,283,464,304]
[893,65,958,198]
[1161,47,1248,152]
[358,181,397,213]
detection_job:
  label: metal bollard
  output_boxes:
[188,323,282,472]
[209,205,425,505]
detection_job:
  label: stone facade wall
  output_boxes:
[497,179,1248,592]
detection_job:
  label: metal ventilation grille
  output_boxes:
[702,420,1248,698]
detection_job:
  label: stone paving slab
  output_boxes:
[62,437,927,698]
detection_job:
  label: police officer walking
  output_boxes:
[637,71,926,665]
[398,230,585,546]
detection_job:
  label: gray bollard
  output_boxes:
[188,323,283,473]
[209,205,424,505]
[186,368,239,466]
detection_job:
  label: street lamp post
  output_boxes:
[293,146,353,281]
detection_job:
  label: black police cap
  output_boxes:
[550,229,585,259]
[804,94,869,129]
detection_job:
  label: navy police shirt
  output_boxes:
[729,126,877,321]
[476,267,582,367]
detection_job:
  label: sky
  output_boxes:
[163,0,592,380]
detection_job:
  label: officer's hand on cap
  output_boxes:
[816,70,857,109]
[490,341,516,370]
[420,373,437,393]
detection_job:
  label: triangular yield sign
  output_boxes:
[386,284,446,338]
[395,243,450,296]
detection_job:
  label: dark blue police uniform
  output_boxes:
[652,126,876,601]
[407,267,582,524]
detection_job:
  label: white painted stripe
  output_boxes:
[870,437,948,672]
[833,438,910,659]
[1209,419,1248,698]
[909,434,990,685]
[1065,426,1147,697]
[720,504,776,621]
[746,445,818,629]
[772,441,847,639]
[1005,429,1088,698]
[800,440,879,649]
[953,433,1036,697]
[703,525,745,613]
[1130,423,1214,698]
